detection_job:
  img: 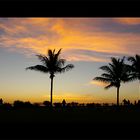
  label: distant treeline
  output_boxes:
[0,98,140,109]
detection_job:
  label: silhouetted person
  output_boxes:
[127,100,130,105]
[123,99,127,106]
[62,99,66,107]
[0,98,3,105]
[123,99,131,106]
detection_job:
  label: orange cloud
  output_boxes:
[0,18,140,62]
[89,81,108,87]
[65,53,107,62]
[114,18,140,25]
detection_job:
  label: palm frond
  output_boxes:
[48,49,54,61]
[100,65,113,75]
[54,49,62,61]
[53,49,55,54]
[93,77,111,83]
[26,65,48,73]
[136,54,140,62]
[127,54,140,81]
[60,64,74,73]
[105,84,114,89]
[57,59,66,67]
[57,49,62,56]
[110,57,119,66]
[128,56,135,63]
[36,54,48,66]
[126,76,138,82]
[101,73,113,79]
[121,56,125,63]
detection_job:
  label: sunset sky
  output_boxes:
[0,18,139,104]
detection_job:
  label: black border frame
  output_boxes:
[0,0,140,139]
[0,0,140,17]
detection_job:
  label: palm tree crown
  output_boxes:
[26,49,74,106]
[128,54,140,82]
[26,49,74,77]
[93,57,131,106]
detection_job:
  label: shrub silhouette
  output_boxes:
[43,101,51,107]
[95,103,101,107]
[67,102,79,107]
[24,101,33,107]
[86,103,95,108]
[54,102,62,108]
[13,100,24,108]
[13,100,33,108]
[79,103,85,107]
[33,103,40,107]
[2,103,12,110]
[103,103,109,106]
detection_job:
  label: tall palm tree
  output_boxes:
[26,49,74,107]
[93,57,131,106]
[127,54,140,82]
[128,54,140,101]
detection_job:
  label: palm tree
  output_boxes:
[26,49,74,107]
[127,54,140,82]
[128,54,140,101]
[93,57,131,106]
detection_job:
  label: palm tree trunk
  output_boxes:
[117,87,120,106]
[138,80,140,101]
[50,77,53,107]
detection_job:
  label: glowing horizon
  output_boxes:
[0,18,139,104]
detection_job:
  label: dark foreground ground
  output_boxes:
[0,106,140,139]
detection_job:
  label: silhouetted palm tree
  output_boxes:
[93,57,130,106]
[127,54,140,82]
[26,49,74,106]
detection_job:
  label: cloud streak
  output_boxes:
[114,18,140,25]
[89,81,108,87]
[0,18,140,62]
